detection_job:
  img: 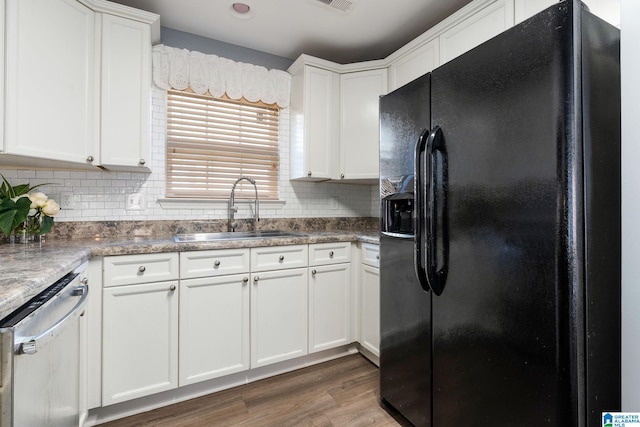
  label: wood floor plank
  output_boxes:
[99,354,408,427]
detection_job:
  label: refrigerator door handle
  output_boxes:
[414,128,431,292]
[426,126,449,296]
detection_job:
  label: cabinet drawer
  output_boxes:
[104,253,179,287]
[309,242,351,266]
[361,243,380,268]
[250,245,308,272]
[180,249,250,279]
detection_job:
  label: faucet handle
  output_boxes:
[230,206,238,213]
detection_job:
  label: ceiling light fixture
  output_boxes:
[232,3,250,13]
[230,2,255,19]
[231,2,253,18]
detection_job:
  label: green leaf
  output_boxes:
[0,174,16,199]
[0,197,32,237]
[40,215,54,235]
[11,183,31,196]
[0,173,55,198]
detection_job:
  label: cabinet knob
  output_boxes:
[139,159,146,166]
[169,285,176,292]
[254,276,260,282]
[329,251,334,258]
[214,260,221,267]
[243,277,249,283]
[311,269,317,276]
[279,255,285,262]
[340,173,345,179]
[87,155,94,163]
[376,254,380,260]
[138,266,146,273]
[307,171,312,177]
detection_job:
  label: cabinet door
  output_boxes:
[439,0,514,65]
[290,65,339,180]
[4,0,98,164]
[250,268,308,367]
[179,274,250,386]
[339,69,388,180]
[102,281,179,405]
[360,264,380,358]
[100,13,151,170]
[388,38,439,91]
[309,263,351,353]
[514,0,557,24]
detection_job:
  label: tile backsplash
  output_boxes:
[0,87,380,223]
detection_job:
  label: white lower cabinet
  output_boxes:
[360,244,380,359]
[250,268,309,368]
[308,242,352,353]
[102,280,179,405]
[178,249,251,386]
[102,253,180,406]
[309,263,352,353]
[96,241,382,411]
[179,274,250,386]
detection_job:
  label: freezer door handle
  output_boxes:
[426,126,449,296]
[414,128,431,292]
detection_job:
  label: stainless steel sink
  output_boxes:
[173,230,307,242]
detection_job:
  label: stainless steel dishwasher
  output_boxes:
[0,262,88,427]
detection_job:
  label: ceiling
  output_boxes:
[108,0,474,64]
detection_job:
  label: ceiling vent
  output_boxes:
[310,0,359,15]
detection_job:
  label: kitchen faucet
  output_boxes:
[228,176,259,231]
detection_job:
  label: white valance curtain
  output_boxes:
[152,44,291,108]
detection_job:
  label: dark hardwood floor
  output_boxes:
[100,354,412,427]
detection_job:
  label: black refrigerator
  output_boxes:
[379,2,621,427]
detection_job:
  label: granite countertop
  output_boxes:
[0,230,379,320]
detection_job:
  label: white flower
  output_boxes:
[28,192,48,208]
[41,199,60,216]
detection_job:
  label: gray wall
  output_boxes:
[160,27,294,71]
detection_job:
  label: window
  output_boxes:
[166,89,280,200]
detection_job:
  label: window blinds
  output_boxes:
[166,90,280,200]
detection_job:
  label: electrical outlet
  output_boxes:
[330,196,339,209]
[126,193,146,211]
[60,192,75,210]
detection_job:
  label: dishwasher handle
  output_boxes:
[17,283,88,356]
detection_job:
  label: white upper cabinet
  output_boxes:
[439,0,515,64]
[514,0,557,24]
[289,64,339,181]
[0,0,158,170]
[388,38,439,92]
[3,0,98,165]
[288,55,387,182]
[386,0,538,92]
[99,13,151,171]
[339,69,388,181]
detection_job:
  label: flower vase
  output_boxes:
[11,224,28,244]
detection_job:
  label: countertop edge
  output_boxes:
[0,232,378,320]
